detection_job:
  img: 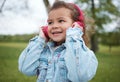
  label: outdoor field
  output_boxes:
[0,42,120,82]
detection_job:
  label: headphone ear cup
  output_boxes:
[70,3,85,29]
[76,21,84,28]
[42,26,49,39]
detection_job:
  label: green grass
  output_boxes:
[0,42,120,82]
[0,42,36,82]
[90,45,120,82]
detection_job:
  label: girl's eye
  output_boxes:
[58,20,65,23]
[48,21,52,25]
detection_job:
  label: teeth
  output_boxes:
[52,32,62,34]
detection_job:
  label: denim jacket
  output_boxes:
[18,27,98,82]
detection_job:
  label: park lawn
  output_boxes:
[0,42,36,82]
[90,45,120,82]
[0,42,120,82]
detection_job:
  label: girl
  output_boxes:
[18,1,98,82]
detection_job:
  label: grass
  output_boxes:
[0,42,120,82]
[90,45,120,82]
[0,42,36,82]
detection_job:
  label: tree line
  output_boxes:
[99,27,120,52]
[0,34,36,42]
[0,28,119,46]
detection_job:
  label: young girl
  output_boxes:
[18,1,98,82]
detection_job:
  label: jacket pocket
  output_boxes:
[58,58,68,81]
[37,58,48,82]
[37,69,47,82]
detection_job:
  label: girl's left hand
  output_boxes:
[72,22,83,31]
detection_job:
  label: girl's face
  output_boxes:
[47,7,74,45]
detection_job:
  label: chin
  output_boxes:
[52,39,61,42]
[52,38,64,43]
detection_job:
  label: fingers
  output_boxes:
[39,26,49,42]
[39,26,46,38]
[72,22,83,31]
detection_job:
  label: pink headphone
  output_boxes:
[69,3,85,29]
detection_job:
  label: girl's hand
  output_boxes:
[72,22,84,31]
[39,26,49,42]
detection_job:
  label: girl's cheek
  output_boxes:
[64,27,69,33]
[64,27,68,31]
[66,26,71,29]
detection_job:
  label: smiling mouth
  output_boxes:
[52,31,62,35]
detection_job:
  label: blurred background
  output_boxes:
[0,0,120,82]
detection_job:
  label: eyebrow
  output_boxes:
[47,17,65,22]
[57,17,65,20]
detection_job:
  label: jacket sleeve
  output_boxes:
[18,36,46,76]
[65,27,98,82]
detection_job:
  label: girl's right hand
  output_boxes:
[39,26,49,42]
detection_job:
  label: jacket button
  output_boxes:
[48,60,51,64]
[46,79,51,82]
[76,57,79,64]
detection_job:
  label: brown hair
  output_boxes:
[49,1,88,46]
[49,1,80,22]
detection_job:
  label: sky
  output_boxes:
[0,0,76,35]
[0,0,47,35]
[0,0,118,35]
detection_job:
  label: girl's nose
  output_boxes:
[52,23,59,29]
